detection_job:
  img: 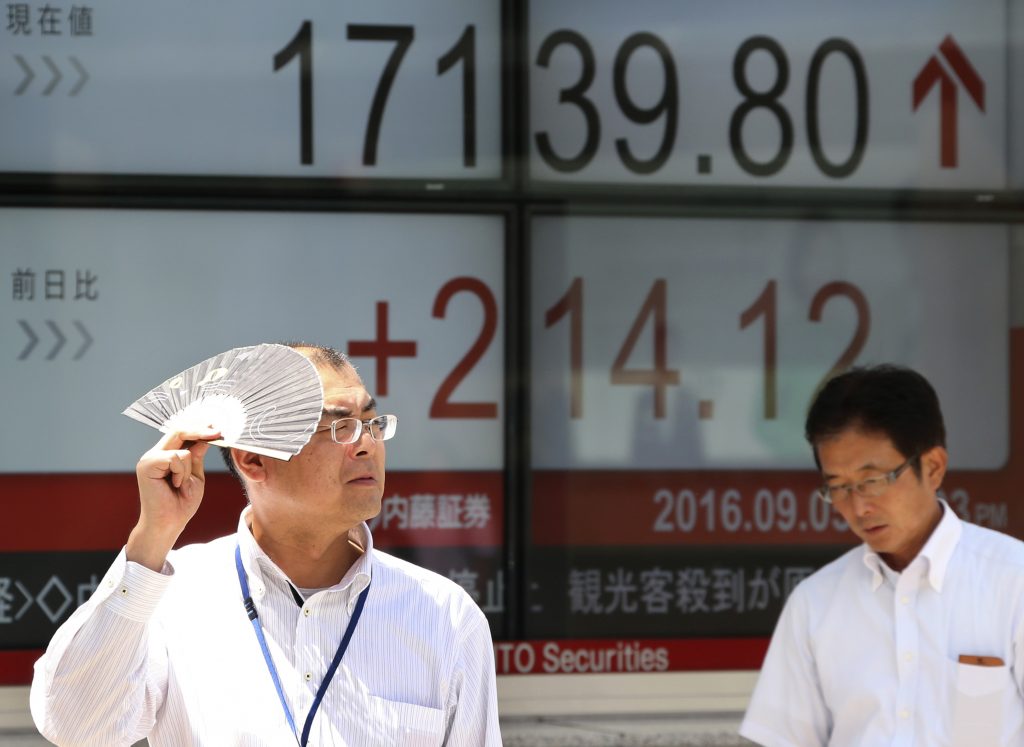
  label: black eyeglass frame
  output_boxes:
[815,454,920,505]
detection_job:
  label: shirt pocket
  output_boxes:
[950,659,1011,747]
[367,694,447,747]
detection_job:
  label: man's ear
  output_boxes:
[920,445,948,493]
[232,448,269,484]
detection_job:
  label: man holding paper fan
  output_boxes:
[31,342,502,746]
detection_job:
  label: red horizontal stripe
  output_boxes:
[1,638,766,686]
[0,472,503,552]
[494,637,769,674]
[532,470,850,546]
[531,468,1024,547]
[0,473,246,551]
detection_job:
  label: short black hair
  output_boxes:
[219,342,354,488]
[805,364,946,474]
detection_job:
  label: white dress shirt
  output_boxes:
[31,507,502,746]
[740,501,1024,747]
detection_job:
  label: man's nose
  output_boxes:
[850,492,875,517]
[351,428,377,456]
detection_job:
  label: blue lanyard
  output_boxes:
[234,544,369,746]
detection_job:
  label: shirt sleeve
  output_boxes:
[1014,592,1024,701]
[739,583,830,747]
[443,606,502,746]
[30,547,173,747]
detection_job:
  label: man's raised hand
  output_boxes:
[127,428,221,571]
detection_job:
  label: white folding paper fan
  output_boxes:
[122,343,324,460]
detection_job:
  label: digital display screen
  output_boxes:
[1,1,504,179]
[529,0,1008,188]
[526,213,1017,638]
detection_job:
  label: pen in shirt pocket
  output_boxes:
[958,654,1005,667]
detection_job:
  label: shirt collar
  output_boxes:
[236,505,374,610]
[862,499,961,592]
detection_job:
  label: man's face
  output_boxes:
[267,363,386,529]
[816,428,946,571]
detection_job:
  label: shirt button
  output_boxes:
[120,587,128,596]
[900,708,910,720]
[303,607,311,617]
[904,653,913,663]
[901,596,910,605]
[304,672,312,681]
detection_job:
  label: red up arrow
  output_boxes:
[912,35,985,168]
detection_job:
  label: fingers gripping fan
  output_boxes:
[122,344,324,460]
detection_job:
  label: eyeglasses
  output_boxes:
[815,455,918,505]
[314,415,398,445]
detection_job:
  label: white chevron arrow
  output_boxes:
[69,56,88,95]
[42,55,61,95]
[14,54,34,94]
